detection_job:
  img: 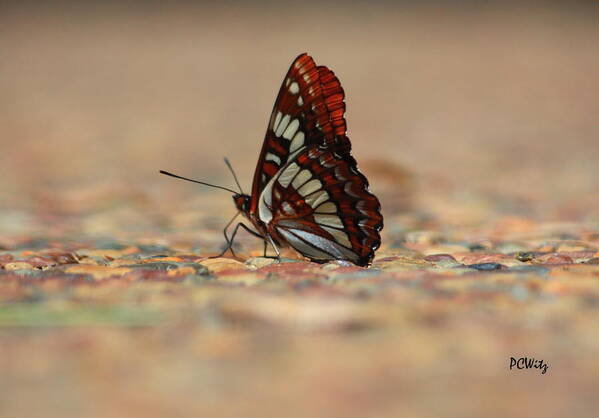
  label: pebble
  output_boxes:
[64,265,132,280]
[24,256,56,269]
[534,253,574,265]
[0,254,14,263]
[199,258,248,273]
[4,262,35,271]
[458,254,510,265]
[515,252,534,262]
[321,260,356,270]
[76,249,130,260]
[123,262,209,276]
[466,262,506,271]
[424,254,457,263]
[245,257,281,269]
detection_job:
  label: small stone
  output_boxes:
[4,262,34,271]
[535,253,574,265]
[120,262,209,276]
[64,265,132,280]
[375,255,430,271]
[515,252,534,262]
[321,260,356,270]
[245,257,280,269]
[458,254,510,265]
[258,261,320,275]
[424,254,457,263]
[52,253,79,265]
[466,262,506,271]
[76,249,128,260]
[24,256,56,269]
[199,258,248,273]
[561,251,597,263]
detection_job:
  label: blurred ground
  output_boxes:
[1,2,599,417]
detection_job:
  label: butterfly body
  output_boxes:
[229,53,383,267]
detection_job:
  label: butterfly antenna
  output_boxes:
[223,157,244,194]
[159,170,239,194]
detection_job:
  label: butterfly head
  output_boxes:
[233,193,251,214]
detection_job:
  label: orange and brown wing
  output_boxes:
[249,53,351,213]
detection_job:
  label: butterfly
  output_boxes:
[162,53,383,266]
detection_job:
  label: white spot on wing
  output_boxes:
[289,131,305,153]
[314,214,344,229]
[278,227,358,262]
[297,96,304,106]
[291,169,312,189]
[320,225,352,248]
[273,111,282,130]
[276,228,331,260]
[297,179,321,197]
[278,162,300,188]
[259,184,273,224]
[289,82,299,94]
[265,152,281,165]
[280,201,296,216]
[285,78,291,87]
[306,190,329,208]
[275,114,290,137]
[315,201,337,214]
[282,119,299,140]
[259,147,307,224]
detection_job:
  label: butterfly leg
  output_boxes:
[214,212,240,257]
[264,235,281,263]
[212,222,263,258]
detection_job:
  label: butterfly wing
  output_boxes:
[258,144,383,266]
[249,53,351,214]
